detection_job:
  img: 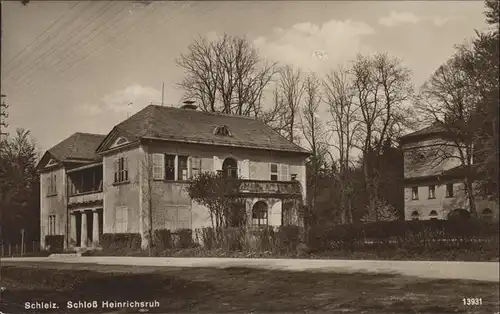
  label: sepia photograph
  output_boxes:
[0,0,499,313]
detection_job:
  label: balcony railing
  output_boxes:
[68,190,103,206]
[238,180,302,196]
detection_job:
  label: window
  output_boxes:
[47,159,57,167]
[115,206,128,233]
[411,187,418,200]
[214,125,232,136]
[46,173,57,196]
[270,163,290,181]
[178,156,188,180]
[429,210,438,220]
[222,158,238,178]
[113,157,128,183]
[48,215,57,235]
[114,137,128,146]
[280,164,290,181]
[252,201,268,226]
[165,154,175,180]
[190,156,202,178]
[446,183,454,198]
[411,211,419,220]
[152,153,165,180]
[481,208,493,222]
[270,163,278,181]
[428,185,436,199]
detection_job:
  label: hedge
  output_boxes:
[101,233,141,255]
[307,219,499,253]
[45,235,64,253]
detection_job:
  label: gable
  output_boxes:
[36,152,60,170]
[96,127,139,154]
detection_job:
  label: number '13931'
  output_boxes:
[463,298,482,306]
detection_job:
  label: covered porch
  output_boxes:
[69,208,103,248]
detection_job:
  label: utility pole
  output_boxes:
[161,82,164,106]
[0,94,8,141]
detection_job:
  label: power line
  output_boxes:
[4,1,93,81]
[8,2,109,89]
[56,2,203,88]
[15,2,155,94]
[47,3,129,71]
[39,2,168,90]
[2,2,80,77]
[18,2,123,89]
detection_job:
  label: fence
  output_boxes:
[0,241,42,257]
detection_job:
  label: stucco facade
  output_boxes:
[39,166,67,248]
[38,105,309,250]
[401,127,498,221]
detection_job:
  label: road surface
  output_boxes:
[3,256,499,282]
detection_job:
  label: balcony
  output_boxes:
[67,164,103,208]
[68,191,103,208]
[238,179,302,197]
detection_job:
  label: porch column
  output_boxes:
[70,214,77,246]
[81,211,88,248]
[93,211,100,245]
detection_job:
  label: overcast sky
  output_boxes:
[1,1,489,152]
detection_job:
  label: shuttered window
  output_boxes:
[115,206,128,233]
[48,215,57,235]
[178,156,188,180]
[270,163,278,181]
[280,164,290,181]
[165,155,175,180]
[114,157,129,183]
[190,156,202,178]
[152,153,165,180]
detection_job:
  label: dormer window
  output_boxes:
[213,125,232,136]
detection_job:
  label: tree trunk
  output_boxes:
[363,154,378,222]
[465,177,478,218]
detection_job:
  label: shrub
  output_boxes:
[101,233,141,255]
[275,225,301,254]
[153,229,173,250]
[221,227,245,251]
[45,235,64,253]
[306,219,499,255]
[176,229,194,249]
[198,227,217,250]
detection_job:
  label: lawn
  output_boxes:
[1,263,498,313]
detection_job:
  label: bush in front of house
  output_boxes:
[45,235,64,253]
[176,228,194,249]
[306,219,499,256]
[275,225,302,254]
[101,233,141,255]
[153,229,174,251]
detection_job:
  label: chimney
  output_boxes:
[180,100,197,110]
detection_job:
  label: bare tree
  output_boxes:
[351,53,414,221]
[415,51,482,217]
[274,65,304,143]
[300,73,328,222]
[323,67,362,223]
[177,33,276,116]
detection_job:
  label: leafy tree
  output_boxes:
[0,128,40,245]
[185,172,243,229]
